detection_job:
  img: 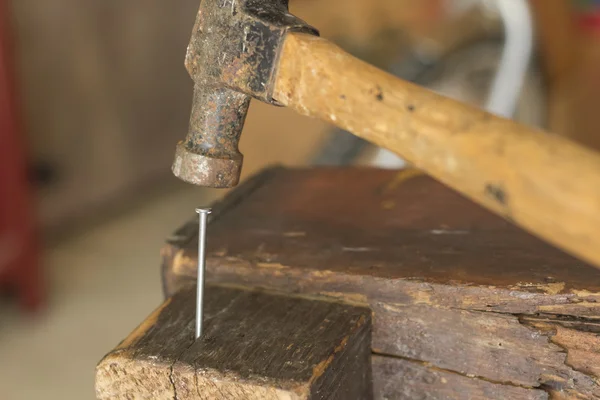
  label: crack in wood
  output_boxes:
[169,326,198,400]
[373,302,600,397]
[169,362,179,400]
[372,351,541,391]
[159,168,600,399]
[519,313,600,333]
[519,317,600,397]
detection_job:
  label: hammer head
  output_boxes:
[172,0,317,188]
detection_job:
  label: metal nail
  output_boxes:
[195,207,211,339]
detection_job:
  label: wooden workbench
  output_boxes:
[99,167,600,399]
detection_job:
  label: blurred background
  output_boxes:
[1,0,600,398]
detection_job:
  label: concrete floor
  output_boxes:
[0,185,215,399]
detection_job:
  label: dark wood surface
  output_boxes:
[96,284,372,399]
[165,167,600,295]
[372,356,548,400]
[373,303,599,398]
[161,167,600,398]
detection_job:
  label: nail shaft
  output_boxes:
[195,208,211,339]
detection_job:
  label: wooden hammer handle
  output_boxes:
[274,33,600,267]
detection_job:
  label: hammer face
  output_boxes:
[173,0,318,188]
[172,86,249,188]
[173,143,243,188]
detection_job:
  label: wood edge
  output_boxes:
[521,320,600,380]
[161,244,188,297]
[117,297,173,351]
[309,312,373,399]
[183,252,600,316]
[308,313,369,385]
[96,353,174,400]
[172,363,309,400]
[95,297,176,398]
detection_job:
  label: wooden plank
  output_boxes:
[164,168,600,309]
[273,32,600,268]
[373,304,599,398]
[161,168,600,399]
[373,356,548,400]
[96,284,372,400]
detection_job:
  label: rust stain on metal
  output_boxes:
[172,0,317,188]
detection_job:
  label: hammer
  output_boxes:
[173,0,600,269]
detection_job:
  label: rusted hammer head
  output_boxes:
[172,0,317,188]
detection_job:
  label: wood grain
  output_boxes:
[273,32,600,269]
[372,356,548,400]
[523,322,600,381]
[165,168,600,309]
[162,167,600,399]
[373,304,599,398]
[96,284,372,399]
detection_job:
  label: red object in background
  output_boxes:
[573,0,600,32]
[576,11,600,31]
[0,0,43,310]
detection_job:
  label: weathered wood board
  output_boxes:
[96,284,372,399]
[162,167,600,399]
[372,356,549,400]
